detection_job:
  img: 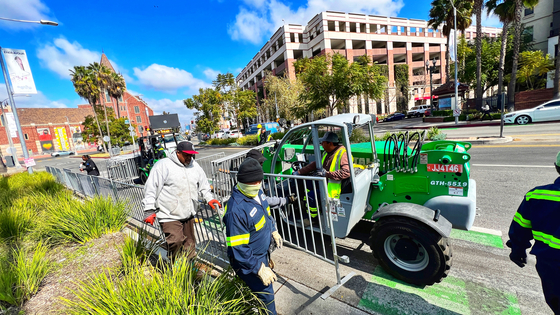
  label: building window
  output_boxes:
[290,33,295,42]
[118,95,123,102]
[134,106,140,113]
[524,7,534,16]
[104,90,111,102]
[136,116,142,123]
[524,26,533,41]
[24,134,29,140]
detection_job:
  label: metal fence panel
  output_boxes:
[76,173,97,198]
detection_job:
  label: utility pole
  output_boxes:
[0,100,21,168]
[426,59,436,113]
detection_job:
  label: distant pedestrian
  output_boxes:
[481,102,493,121]
[80,155,99,176]
[506,150,560,314]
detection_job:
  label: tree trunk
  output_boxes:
[498,22,508,99]
[475,0,483,110]
[555,43,560,98]
[507,0,523,110]
[100,91,113,156]
[91,102,107,153]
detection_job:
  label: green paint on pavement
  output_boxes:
[358,266,520,315]
[450,229,504,248]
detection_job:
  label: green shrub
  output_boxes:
[0,196,39,241]
[120,229,159,266]
[236,135,259,146]
[0,242,50,306]
[350,128,370,143]
[432,110,453,117]
[42,195,128,244]
[206,138,237,146]
[427,127,447,140]
[62,256,266,314]
[271,131,286,140]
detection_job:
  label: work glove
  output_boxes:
[208,199,221,210]
[257,262,277,286]
[272,231,283,249]
[312,169,326,177]
[509,251,527,268]
[287,193,297,204]
[143,210,157,226]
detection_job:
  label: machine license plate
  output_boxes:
[427,164,463,173]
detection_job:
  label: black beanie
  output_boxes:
[237,158,264,183]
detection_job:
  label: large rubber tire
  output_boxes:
[369,216,452,286]
[515,115,531,125]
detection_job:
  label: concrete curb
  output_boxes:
[447,136,513,145]
[397,119,560,130]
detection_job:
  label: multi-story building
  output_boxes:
[523,0,553,53]
[236,11,500,115]
[77,54,154,137]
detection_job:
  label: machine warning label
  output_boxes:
[427,164,463,173]
[387,174,394,181]
[449,186,464,196]
[420,153,428,164]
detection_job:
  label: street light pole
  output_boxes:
[0,49,32,173]
[64,116,76,154]
[0,17,58,174]
[426,60,435,113]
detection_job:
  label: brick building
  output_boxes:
[0,107,93,156]
[237,11,501,115]
[77,54,154,136]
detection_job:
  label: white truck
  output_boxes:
[406,105,430,118]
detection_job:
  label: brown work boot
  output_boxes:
[194,262,221,278]
[269,258,275,269]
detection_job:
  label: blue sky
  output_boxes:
[0,0,501,124]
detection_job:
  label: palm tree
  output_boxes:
[108,72,127,119]
[486,0,515,107]
[507,0,539,109]
[70,66,107,153]
[88,62,113,154]
[474,0,484,109]
[429,0,473,82]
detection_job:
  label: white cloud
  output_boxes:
[37,38,100,78]
[228,0,405,44]
[142,97,196,125]
[203,68,221,80]
[0,88,70,108]
[480,13,503,28]
[133,64,211,94]
[0,0,57,30]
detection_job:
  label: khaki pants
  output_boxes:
[160,217,196,260]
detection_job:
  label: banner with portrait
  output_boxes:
[1,48,37,95]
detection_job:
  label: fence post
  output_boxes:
[110,178,119,202]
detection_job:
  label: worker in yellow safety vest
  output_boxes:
[293,132,350,220]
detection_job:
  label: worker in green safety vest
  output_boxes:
[293,132,351,221]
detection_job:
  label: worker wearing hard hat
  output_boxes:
[223,158,282,315]
[506,151,560,314]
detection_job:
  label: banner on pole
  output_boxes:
[5,112,18,138]
[449,30,456,62]
[1,48,37,95]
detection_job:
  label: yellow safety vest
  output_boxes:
[321,146,346,199]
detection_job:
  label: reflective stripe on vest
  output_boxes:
[226,233,250,247]
[513,212,532,229]
[533,230,560,249]
[526,189,560,202]
[321,147,346,199]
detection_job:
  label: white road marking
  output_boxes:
[470,226,503,236]
[472,164,554,168]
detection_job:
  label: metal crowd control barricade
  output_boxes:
[106,154,141,184]
[207,143,352,298]
[76,173,97,198]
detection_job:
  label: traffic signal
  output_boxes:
[191,120,194,125]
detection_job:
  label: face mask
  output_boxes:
[237,182,262,198]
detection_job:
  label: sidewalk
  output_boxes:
[394,118,560,130]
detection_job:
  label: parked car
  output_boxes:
[51,150,75,157]
[212,130,226,139]
[504,100,560,125]
[383,113,406,122]
[406,105,430,118]
[223,129,241,139]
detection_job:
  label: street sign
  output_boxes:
[453,108,461,117]
[125,120,129,124]
[128,126,135,131]
[129,131,136,137]
[24,158,36,167]
[103,136,110,142]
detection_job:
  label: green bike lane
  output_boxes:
[269,225,551,315]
